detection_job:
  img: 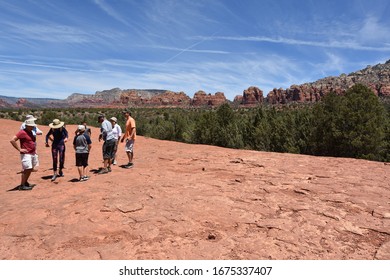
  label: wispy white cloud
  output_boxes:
[194,35,390,52]
[0,53,310,99]
[2,21,91,43]
[92,0,130,27]
[148,45,229,55]
[357,15,390,44]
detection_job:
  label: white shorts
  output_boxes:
[125,139,134,153]
[20,154,39,170]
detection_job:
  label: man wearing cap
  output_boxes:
[109,117,122,165]
[121,110,136,168]
[73,125,92,181]
[97,115,116,174]
[45,119,68,181]
[20,114,43,136]
[11,119,40,190]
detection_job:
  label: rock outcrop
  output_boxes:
[240,86,264,106]
[191,91,227,107]
[120,90,191,107]
[266,60,390,103]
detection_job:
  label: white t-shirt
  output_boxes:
[112,123,122,140]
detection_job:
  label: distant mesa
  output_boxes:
[1,59,389,109]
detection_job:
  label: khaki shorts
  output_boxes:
[125,139,134,153]
[20,154,39,170]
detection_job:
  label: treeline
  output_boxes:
[1,84,389,162]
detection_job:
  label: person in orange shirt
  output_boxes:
[121,110,136,168]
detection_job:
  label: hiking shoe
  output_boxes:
[19,185,33,191]
[97,169,109,174]
[51,174,58,181]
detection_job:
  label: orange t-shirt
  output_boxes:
[125,117,136,140]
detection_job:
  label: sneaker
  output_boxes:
[107,166,112,172]
[51,174,58,181]
[112,160,117,165]
[59,170,64,177]
[83,176,89,181]
[19,185,33,191]
[25,182,36,188]
[124,162,134,169]
[97,168,109,174]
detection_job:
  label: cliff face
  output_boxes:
[266,60,390,104]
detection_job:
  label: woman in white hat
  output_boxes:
[45,119,68,181]
[109,117,122,165]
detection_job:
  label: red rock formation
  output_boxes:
[266,60,390,103]
[241,86,264,106]
[233,95,243,104]
[191,91,227,107]
[0,99,13,108]
[149,91,191,106]
[120,90,191,107]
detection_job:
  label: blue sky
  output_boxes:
[0,0,389,101]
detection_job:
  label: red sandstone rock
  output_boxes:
[241,86,264,106]
[191,90,227,107]
[1,119,389,260]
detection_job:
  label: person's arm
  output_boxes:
[35,126,43,135]
[45,129,52,146]
[86,135,92,152]
[118,125,122,138]
[10,135,27,153]
[73,136,77,151]
[101,122,109,140]
[63,128,68,143]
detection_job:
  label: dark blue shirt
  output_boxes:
[46,127,68,146]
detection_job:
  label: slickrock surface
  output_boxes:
[0,119,389,260]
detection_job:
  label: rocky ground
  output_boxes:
[0,119,389,260]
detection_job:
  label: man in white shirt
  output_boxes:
[97,115,115,174]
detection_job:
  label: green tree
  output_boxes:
[313,84,387,160]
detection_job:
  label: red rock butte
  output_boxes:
[0,119,389,259]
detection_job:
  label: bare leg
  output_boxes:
[77,166,83,179]
[21,169,32,186]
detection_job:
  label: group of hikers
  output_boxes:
[10,110,136,191]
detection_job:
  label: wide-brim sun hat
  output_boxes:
[25,119,37,127]
[110,117,117,122]
[49,119,65,129]
[25,114,37,121]
[78,125,86,131]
